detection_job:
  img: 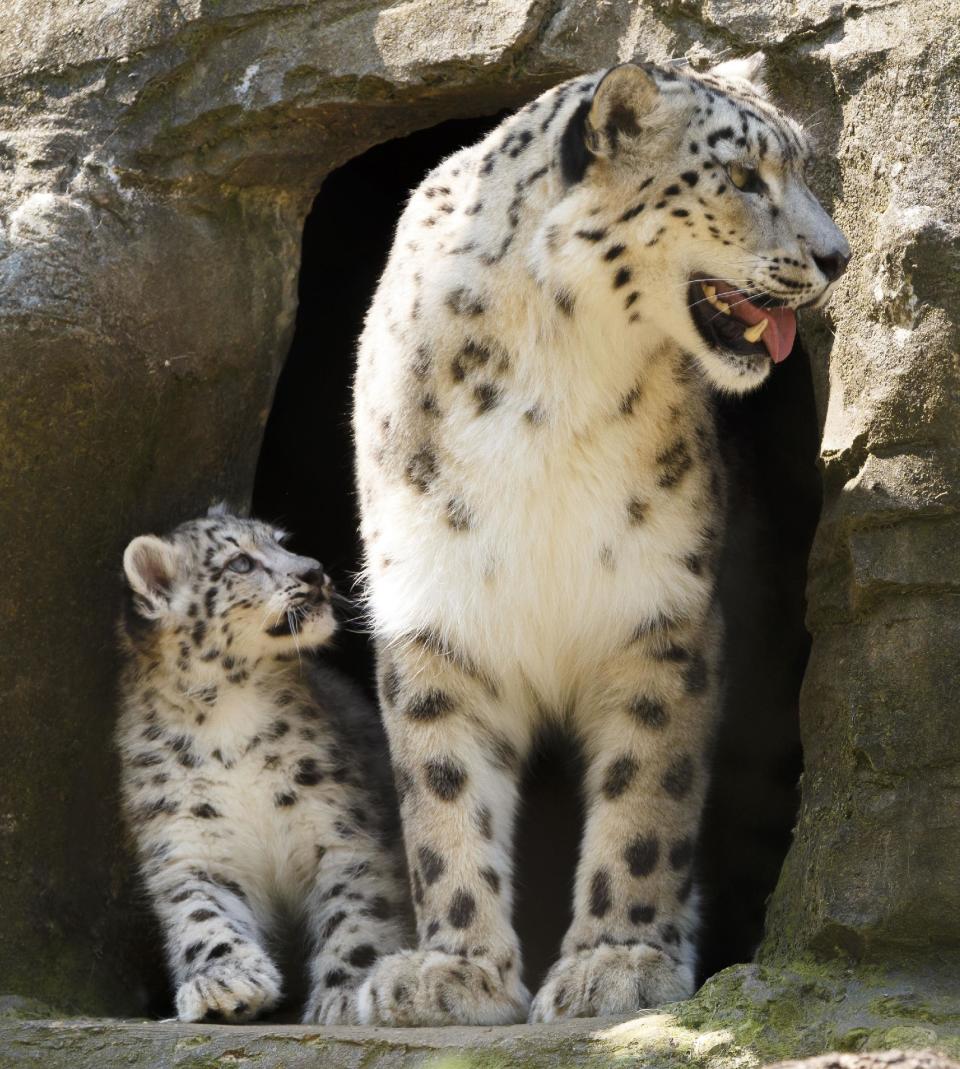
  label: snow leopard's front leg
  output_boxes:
[303,836,411,1024]
[148,865,283,1022]
[357,633,532,1026]
[529,613,720,1022]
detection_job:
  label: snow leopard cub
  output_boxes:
[116,506,409,1024]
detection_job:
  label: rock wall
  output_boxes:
[759,1,960,964]
[1,0,957,1020]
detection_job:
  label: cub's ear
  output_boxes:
[123,535,180,606]
[709,52,768,92]
[586,64,661,159]
[207,500,247,520]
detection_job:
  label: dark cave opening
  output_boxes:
[252,115,820,995]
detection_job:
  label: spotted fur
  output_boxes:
[353,54,847,1025]
[116,507,409,1024]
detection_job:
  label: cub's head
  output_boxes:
[561,55,849,392]
[121,506,334,664]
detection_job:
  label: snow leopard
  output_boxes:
[116,506,409,1024]
[352,54,849,1025]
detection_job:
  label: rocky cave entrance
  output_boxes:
[252,115,822,1000]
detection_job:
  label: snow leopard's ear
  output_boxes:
[585,64,661,160]
[709,52,768,95]
[207,500,247,520]
[123,535,181,607]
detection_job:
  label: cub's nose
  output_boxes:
[298,566,324,587]
[813,249,850,282]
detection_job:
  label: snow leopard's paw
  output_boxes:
[529,942,692,1022]
[176,947,282,1023]
[357,949,529,1026]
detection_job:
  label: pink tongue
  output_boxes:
[713,281,797,364]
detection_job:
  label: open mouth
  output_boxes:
[688,276,797,365]
[265,590,331,638]
[266,613,296,637]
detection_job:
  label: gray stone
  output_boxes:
[765,1052,960,1069]
[2,965,960,1066]
[760,0,960,965]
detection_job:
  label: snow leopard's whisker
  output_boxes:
[347,569,369,595]
[672,277,756,289]
[686,291,741,312]
[329,589,373,634]
[723,290,780,313]
[685,287,760,312]
[329,588,359,610]
[288,609,303,670]
[261,603,285,632]
[686,281,782,314]
[332,615,372,636]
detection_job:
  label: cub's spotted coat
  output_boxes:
[116,508,409,1024]
[353,56,848,1024]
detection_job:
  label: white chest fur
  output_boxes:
[355,117,720,707]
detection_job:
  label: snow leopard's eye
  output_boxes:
[227,553,255,574]
[727,162,763,194]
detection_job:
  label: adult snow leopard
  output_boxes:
[352,54,848,1025]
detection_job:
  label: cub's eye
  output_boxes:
[227,554,254,574]
[727,162,763,194]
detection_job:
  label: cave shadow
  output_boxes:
[253,114,821,994]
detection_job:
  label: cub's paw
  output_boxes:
[528,943,693,1022]
[357,949,529,1026]
[176,949,282,1023]
[303,986,360,1026]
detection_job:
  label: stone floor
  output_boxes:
[4,964,960,1069]
[1,1012,690,1069]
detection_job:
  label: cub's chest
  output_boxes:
[181,708,341,815]
[183,730,353,871]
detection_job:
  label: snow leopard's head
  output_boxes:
[121,505,335,667]
[555,54,849,393]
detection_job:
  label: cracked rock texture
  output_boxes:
[1,0,958,1056]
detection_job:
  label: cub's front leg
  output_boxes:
[357,635,532,1026]
[149,865,283,1023]
[529,616,719,1022]
[302,836,411,1025]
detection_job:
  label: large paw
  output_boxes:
[175,950,282,1023]
[528,943,693,1022]
[356,950,529,1026]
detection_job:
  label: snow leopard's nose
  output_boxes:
[812,248,849,282]
[297,561,333,594]
[297,563,323,586]
[301,568,334,604]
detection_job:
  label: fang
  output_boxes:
[706,293,731,314]
[743,320,769,343]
